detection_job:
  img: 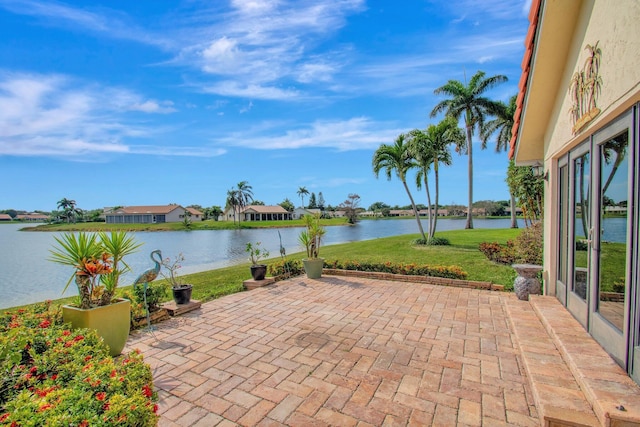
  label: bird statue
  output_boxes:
[133,249,163,330]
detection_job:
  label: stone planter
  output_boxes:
[512,264,543,301]
[62,298,131,357]
[302,258,324,279]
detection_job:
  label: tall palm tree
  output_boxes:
[430,70,507,229]
[407,128,435,239]
[409,117,463,242]
[57,197,77,223]
[297,186,309,209]
[225,189,238,225]
[372,133,426,241]
[481,94,519,228]
[235,181,253,226]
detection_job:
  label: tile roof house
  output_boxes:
[15,213,49,222]
[220,205,292,222]
[104,204,190,224]
[185,207,204,221]
[0,214,12,221]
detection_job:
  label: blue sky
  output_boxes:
[0,0,531,212]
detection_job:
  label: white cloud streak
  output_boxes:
[0,72,199,158]
[218,117,402,151]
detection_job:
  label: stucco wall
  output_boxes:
[538,0,640,295]
[545,0,640,159]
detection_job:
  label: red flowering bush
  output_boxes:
[0,302,158,426]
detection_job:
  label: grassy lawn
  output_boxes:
[5,228,521,312]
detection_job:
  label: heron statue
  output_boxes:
[133,249,163,330]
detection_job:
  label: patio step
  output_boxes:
[506,295,640,427]
[529,296,640,427]
[506,296,600,427]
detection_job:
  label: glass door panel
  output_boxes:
[596,129,629,330]
[556,162,569,304]
[573,152,590,301]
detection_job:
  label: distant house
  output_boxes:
[185,207,204,221]
[292,208,321,219]
[104,204,189,224]
[220,205,292,222]
[389,210,414,217]
[0,214,12,221]
[15,213,49,222]
[329,210,346,218]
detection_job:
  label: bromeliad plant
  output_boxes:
[49,232,142,309]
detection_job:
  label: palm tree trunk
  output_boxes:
[423,175,433,243]
[432,163,440,241]
[509,191,518,228]
[402,180,426,241]
[465,123,474,229]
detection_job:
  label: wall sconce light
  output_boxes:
[532,161,548,181]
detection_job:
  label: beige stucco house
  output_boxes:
[220,205,292,222]
[105,204,191,224]
[511,0,640,384]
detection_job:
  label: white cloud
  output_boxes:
[0,72,183,158]
[0,0,171,48]
[239,101,253,114]
[129,100,177,114]
[202,81,299,100]
[218,117,402,151]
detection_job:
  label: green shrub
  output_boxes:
[0,302,158,426]
[428,237,450,246]
[479,222,543,265]
[324,259,467,280]
[268,259,304,279]
[132,282,168,312]
[412,237,450,246]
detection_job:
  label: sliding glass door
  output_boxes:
[556,107,638,378]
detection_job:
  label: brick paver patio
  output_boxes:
[125,275,543,426]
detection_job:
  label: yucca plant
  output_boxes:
[298,213,326,259]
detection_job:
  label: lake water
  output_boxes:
[0,217,528,308]
[12,218,626,308]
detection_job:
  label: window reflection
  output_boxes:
[573,153,590,301]
[597,131,629,330]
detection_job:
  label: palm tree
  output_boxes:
[481,94,519,228]
[431,70,507,229]
[235,181,254,226]
[297,186,309,209]
[226,189,238,225]
[57,197,78,223]
[409,117,462,242]
[372,133,426,241]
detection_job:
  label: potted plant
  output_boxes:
[246,241,270,280]
[298,213,326,278]
[161,253,193,304]
[49,231,141,356]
